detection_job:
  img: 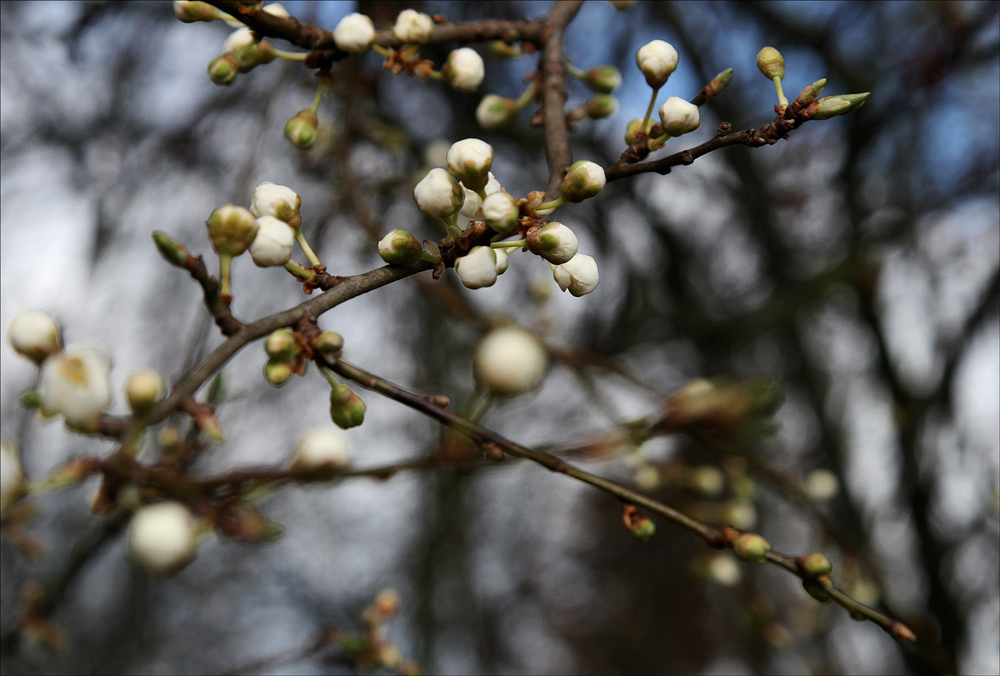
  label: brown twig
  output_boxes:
[540,1,584,198]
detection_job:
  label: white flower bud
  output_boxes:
[526,222,578,264]
[483,192,519,232]
[264,329,297,361]
[454,246,498,289]
[494,248,509,275]
[262,3,288,18]
[7,309,62,365]
[125,369,165,416]
[804,469,840,501]
[559,160,606,203]
[460,188,483,220]
[392,9,434,44]
[223,27,255,54]
[38,347,112,427]
[706,553,742,587]
[659,96,700,136]
[291,426,351,470]
[473,327,548,396]
[443,48,485,93]
[250,181,302,228]
[447,138,493,192]
[1,440,25,520]
[413,168,465,219]
[206,204,258,256]
[334,12,375,53]
[128,502,198,576]
[553,253,600,297]
[635,40,678,88]
[476,95,520,130]
[249,216,296,267]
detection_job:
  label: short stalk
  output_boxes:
[308,80,329,116]
[283,259,316,282]
[427,70,445,80]
[274,49,308,62]
[515,80,539,110]
[646,133,671,151]
[319,364,349,395]
[295,231,322,267]
[219,253,233,302]
[772,76,788,109]
[535,195,566,214]
[418,251,442,265]
[490,239,526,250]
[371,44,391,58]
[564,62,587,80]
[639,86,661,132]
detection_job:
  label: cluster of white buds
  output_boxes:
[636,40,678,89]
[128,501,200,576]
[392,9,434,44]
[290,426,351,471]
[659,96,700,137]
[442,48,485,93]
[473,327,549,397]
[334,12,375,53]
[247,182,304,267]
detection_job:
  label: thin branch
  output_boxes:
[327,355,917,643]
[540,1,584,198]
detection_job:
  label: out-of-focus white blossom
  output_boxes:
[334,13,375,53]
[443,48,485,92]
[39,347,112,427]
[473,326,548,396]
[223,27,255,54]
[291,426,351,470]
[128,502,199,576]
[392,9,433,44]
[476,95,519,130]
[125,369,165,416]
[7,309,62,365]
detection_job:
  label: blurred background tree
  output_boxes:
[0,1,997,674]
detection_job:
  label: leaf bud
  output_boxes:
[283,109,319,149]
[559,160,606,203]
[483,192,520,232]
[152,231,193,268]
[454,246,498,290]
[264,329,297,361]
[527,222,579,264]
[249,216,295,267]
[7,309,62,365]
[442,48,485,93]
[808,93,870,120]
[379,229,424,266]
[263,359,293,387]
[329,385,366,429]
[128,502,199,576]
[792,78,827,109]
[621,503,656,541]
[635,40,679,89]
[413,168,465,219]
[392,9,434,44]
[125,369,165,416]
[659,96,700,136]
[475,95,520,130]
[291,426,351,471]
[207,54,239,86]
[583,65,622,94]
[692,68,734,106]
[446,138,493,193]
[585,93,617,119]
[174,1,217,23]
[333,12,375,53]
[206,204,258,256]
[473,326,548,396]
[756,46,785,80]
[552,253,600,297]
[732,532,771,564]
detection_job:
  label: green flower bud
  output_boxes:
[802,578,832,603]
[232,40,276,74]
[330,386,366,429]
[583,65,622,94]
[264,329,297,361]
[264,360,293,387]
[152,231,192,268]
[284,109,319,149]
[378,229,424,266]
[206,204,258,256]
[475,95,520,130]
[207,54,239,86]
[733,532,771,564]
[585,94,617,119]
[559,160,606,203]
[312,331,344,355]
[756,46,785,80]
[798,552,833,577]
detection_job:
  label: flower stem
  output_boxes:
[283,259,315,281]
[535,195,566,214]
[274,49,308,62]
[295,231,322,267]
[490,239,526,250]
[219,253,233,301]
[646,133,670,151]
[308,80,329,116]
[564,62,587,80]
[515,80,539,110]
[640,86,660,132]
[773,76,788,109]
[372,44,391,58]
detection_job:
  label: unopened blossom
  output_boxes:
[250,181,301,228]
[223,27,255,54]
[39,347,112,427]
[526,222,579,264]
[559,160,606,203]
[7,309,62,365]
[173,1,216,23]
[483,192,519,232]
[334,12,375,53]
[392,9,433,44]
[584,65,622,94]
[206,204,258,256]
[443,48,485,93]
[413,168,465,219]
[659,96,700,136]
[128,502,199,576]
[454,246,498,289]
[553,253,600,297]
[494,247,509,275]
[459,173,503,221]
[756,46,785,80]
[291,426,351,470]
[447,138,493,192]
[474,326,548,396]
[249,216,296,267]
[635,40,678,88]
[378,229,424,266]
[476,95,519,130]
[284,109,318,149]
[125,369,165,416]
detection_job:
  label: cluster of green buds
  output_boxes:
[657,378,783,436]
[565,63,622,124]
[206,3,292,87]
[384,139,603,297]
[756,46,870,119]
